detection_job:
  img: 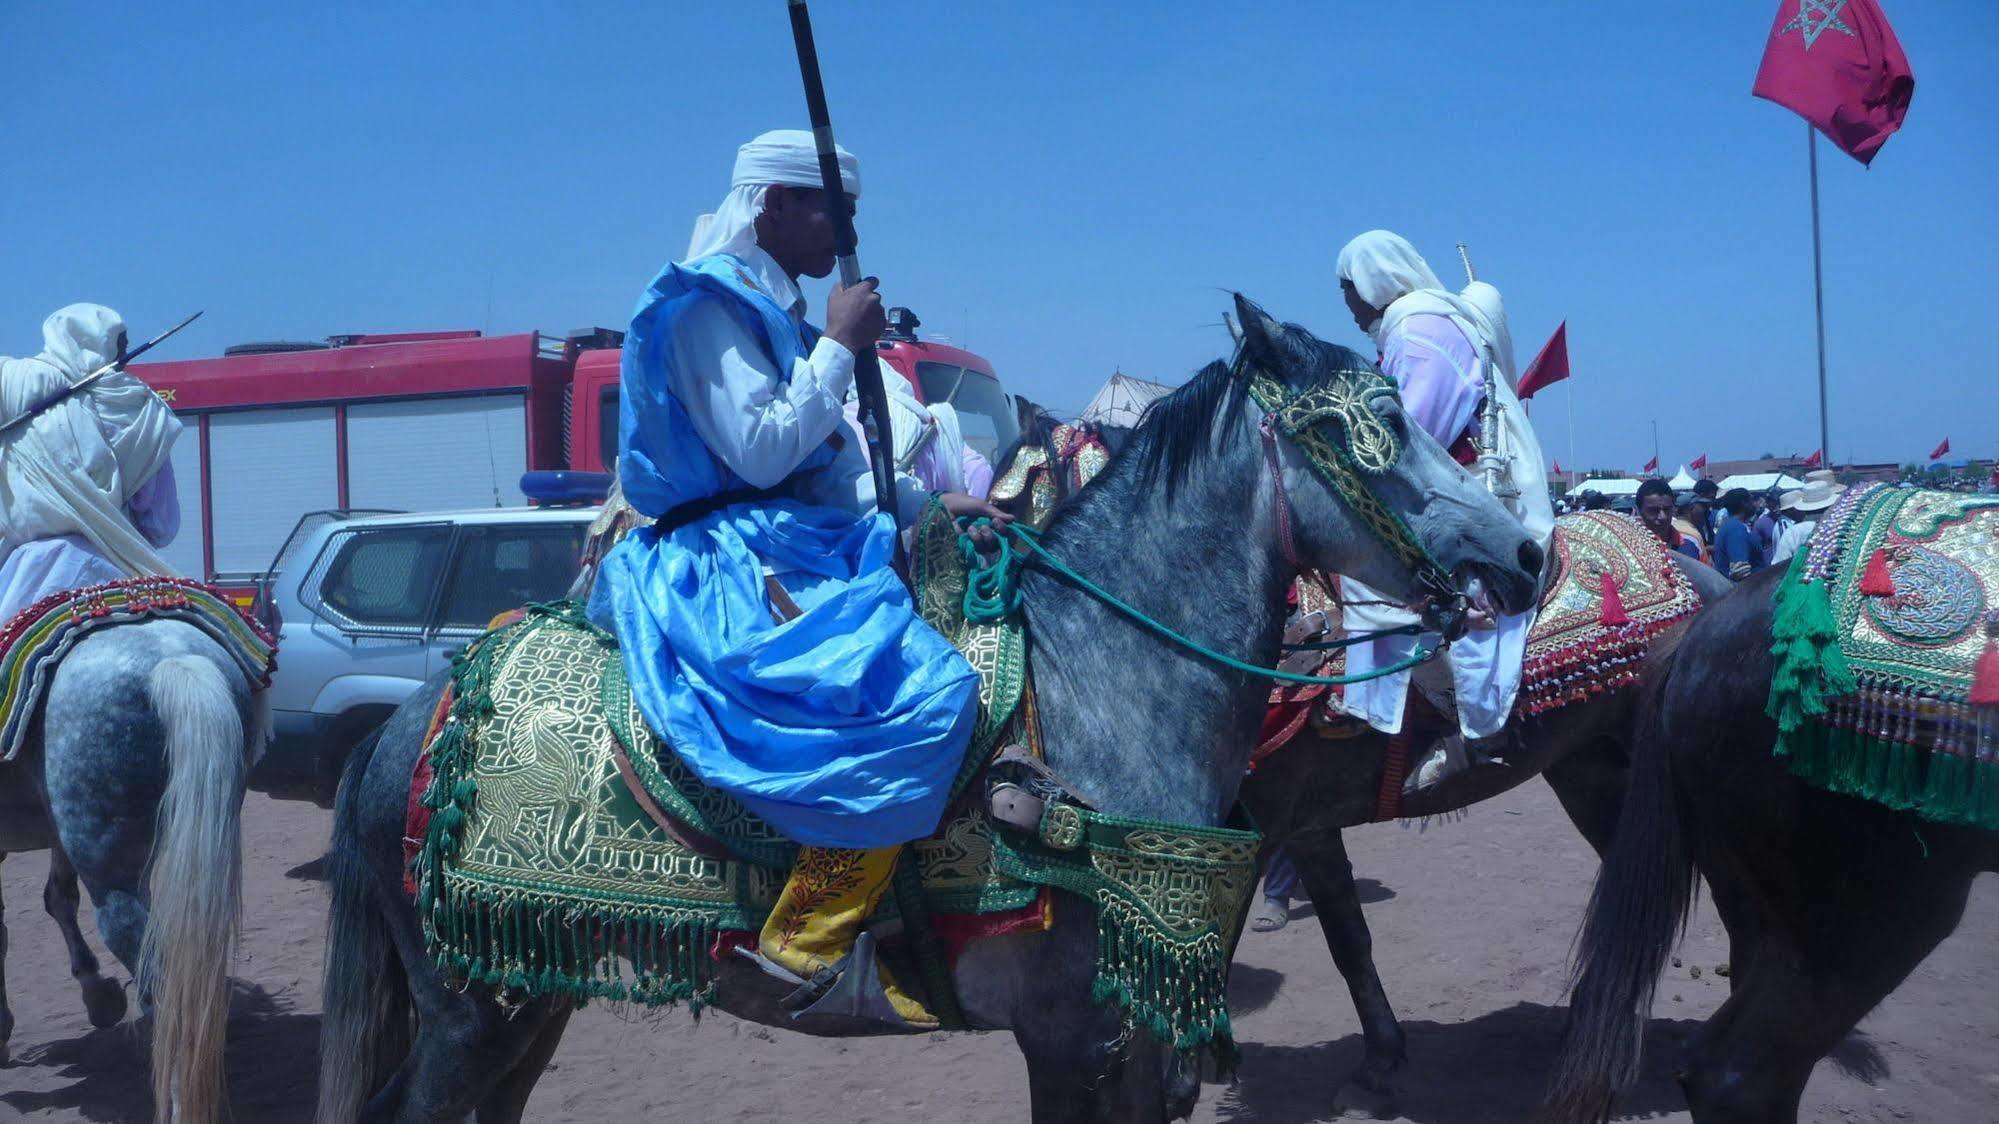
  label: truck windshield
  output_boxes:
[914,363,1020,462]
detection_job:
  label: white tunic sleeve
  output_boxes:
[666,296,857,489]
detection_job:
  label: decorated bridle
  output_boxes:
[1237,347,1469,639]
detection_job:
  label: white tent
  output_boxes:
[1569,477,1643,498]
[1080,372,1173,429]
[1668,465,1697,490]
[1717,471,1806,494]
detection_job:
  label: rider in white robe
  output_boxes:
[0,305,182,626]
[1333,232,1554,745]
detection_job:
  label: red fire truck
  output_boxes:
[131,311,1016,603]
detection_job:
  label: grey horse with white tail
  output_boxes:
[0,617,267,1123]
[317,296,1545,1123]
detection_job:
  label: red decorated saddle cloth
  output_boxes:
[0,577,278,761]
[1252,511,1704,765]
[1516,510,1705,717]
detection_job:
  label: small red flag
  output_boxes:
[1641,455,1659,474]
[1689,453,1709,471]
[1551,459,1563,476]
[1516,321,1569,401]
[1753,0,1915,166]
[1803,448,1825,468]
[1930,437,1951,461]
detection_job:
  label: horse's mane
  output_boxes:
[1130,359,1250,498]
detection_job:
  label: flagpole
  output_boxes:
[1565,382,1576,486]
[1808,123,1831,466]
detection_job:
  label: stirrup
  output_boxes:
[733,932,920,1029]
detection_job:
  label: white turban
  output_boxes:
[685,128,862,263]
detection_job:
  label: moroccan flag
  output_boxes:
[1641,455,1659,474]
[1753,0,1915,166]
[1804,448,1825,467]
[1516,321,1569,400]
[1930,437,1951,460]
[1551,459,1564,476]
[1689,453,1709,470]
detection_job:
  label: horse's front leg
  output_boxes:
[44,847,127,1028]
[1007,900,1174,1123]
[1289,827,1406,1117]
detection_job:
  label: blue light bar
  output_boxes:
[520,470,611,506]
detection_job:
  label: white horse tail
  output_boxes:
[139,655,248,1124]
[317,727,408,1124]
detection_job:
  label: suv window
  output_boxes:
[318,525,453,628]
[437,524,588,629]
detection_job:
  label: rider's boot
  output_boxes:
[749,845,939,1029]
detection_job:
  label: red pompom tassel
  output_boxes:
[1599,572,1630,627]
[1859,549,1896,597]
[1973,624,1999,707]
[1847,548,1895,600]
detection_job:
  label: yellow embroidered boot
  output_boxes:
[752,845,939,1029]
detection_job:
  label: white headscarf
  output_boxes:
[1335,231,1552,547]
[684,128,862,263]
[0,304,181,576]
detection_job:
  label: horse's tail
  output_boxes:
[317,726,408,1124]
[139,655,250,1124]
[1543,652,1700,1124]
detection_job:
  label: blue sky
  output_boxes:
[5,2,1994,470]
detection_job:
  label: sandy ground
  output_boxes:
[2,782,1995,1123]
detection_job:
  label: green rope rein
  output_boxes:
[958,519,1439,687]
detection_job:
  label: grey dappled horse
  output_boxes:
[0,617,264,1122]
[316,296,1545,1123]
[995,393,1735,1117]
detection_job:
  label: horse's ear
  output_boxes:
[1232,293,1284,373]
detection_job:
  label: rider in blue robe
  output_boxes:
[589,130,1004,1026]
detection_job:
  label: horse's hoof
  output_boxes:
[82,976,128,1028]
[1331,1077,1398,1120]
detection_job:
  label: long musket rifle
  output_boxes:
[0,310,202,437]
[786,1,903,542]
[1454,243,1518,500]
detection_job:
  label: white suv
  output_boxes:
[250,505,595,803]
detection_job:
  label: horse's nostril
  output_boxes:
[1518,539,1545,579]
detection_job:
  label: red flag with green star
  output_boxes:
[1753,0,1915,166]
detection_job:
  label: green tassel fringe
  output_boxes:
[1766,550,1855,741]
[1090,895,1241,1075]
[432,884,719,1009]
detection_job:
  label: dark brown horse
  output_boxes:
[989,406,1731,1114]
[1545,565,1999,1122]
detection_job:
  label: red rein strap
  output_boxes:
[1261,414,1304,573]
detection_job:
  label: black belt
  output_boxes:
[654,486,784,534]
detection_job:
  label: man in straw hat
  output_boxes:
[1770,475,1845,566]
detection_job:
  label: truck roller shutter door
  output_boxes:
[346,396,529,512]
[156,424,208,579]
[208,407,339,578]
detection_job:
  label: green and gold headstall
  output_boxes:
[1240,354,1466,636]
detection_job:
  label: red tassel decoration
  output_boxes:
[1859,549,1896,597]
[1972,617,1999,707]
[1598,572,1630,627]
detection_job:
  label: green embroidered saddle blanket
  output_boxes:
[409,503,1034,1008]
[1768,484,1999,829]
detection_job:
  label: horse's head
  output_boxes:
[1230,294,1542,635]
